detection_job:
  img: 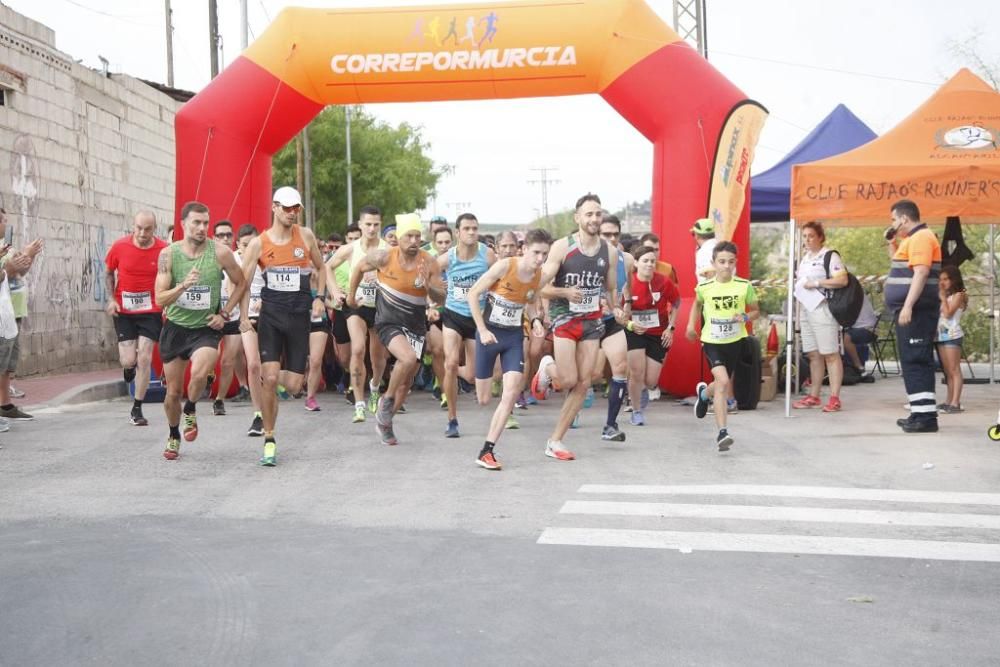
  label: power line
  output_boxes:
[711,50,940,87]
[56,0,158,26]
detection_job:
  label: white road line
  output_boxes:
[537,528,1000,562]
[559,501,1000,530]
[577,485,1000,506]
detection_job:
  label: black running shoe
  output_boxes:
[213,399,226,416]
[717,429,734,452]
[247,414,264,437]
[129,406,148,426]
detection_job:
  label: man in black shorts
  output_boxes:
[104,210,167,426]
[211,219,247,415]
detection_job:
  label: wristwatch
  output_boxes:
[668,324,676,331]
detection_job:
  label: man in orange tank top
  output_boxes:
[238,187,327,466]
[347,214,446,446]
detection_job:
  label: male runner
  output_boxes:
[686,241,759,451]
[591,213,632,441]
[436,213,496,437]
[467,229,551,470]
[238,187,326,466]
[531,193,620,460]
[154,202,244,460]
[212,219,247,416]
[348,214,445,446]
[328,224,361,402]
[326,206,389,423]
[237,224,266,436]
[104,210,167,426]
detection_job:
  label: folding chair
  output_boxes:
[870,310,900,377]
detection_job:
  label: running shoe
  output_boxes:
[0,405,32,421]
[648,387,661,402]
[445,419,460,438]
[571,413,581,429]
[525,394,538,406]
[601,424,626,441]
[231,386,251,403]
[939,404,963,414]
[458,377,475,394]
[515,393,528,410]
[397,403,407,414]
[717,429,734,452]
[822,396,842,413]
[305,396,321,412]
[694,382,709,420]
[491,379,502,398]
[345,388,355,405]
[583,386,594,409]
[352,404,366,423]
[0,417,9,433]
[368,388,381,414]
[440,395,448,410]
[727,398,739,414]
[375,399,398,446]
[182,412,198,442]
[9,385,25,399]
[544,440,575,461]
[163,437,181,460]
[213,399,226,416]
[530,354,554,401]
[259,439,277,466]
[505,414,520,430]
[130,406,148,426]
[276,385,291,400]
[247,414,264,437]
[476,450,502,470]
[792,395,821,409]
[640,388,650,411]
[624,397,633,413]
[630,411,645,426]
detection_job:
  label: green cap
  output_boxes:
[690,218,715,235]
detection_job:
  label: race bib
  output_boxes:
[451,284,471,303]
[633,309,659,329]
[122,290,152,312]
[356,282,377,308]
[177,285,211,310]
[404,329,425,357]
[311,312,324,324]
[266,266,300,292]
[488,294,524,328]
[709,317,738,341]
[570,288,600,314]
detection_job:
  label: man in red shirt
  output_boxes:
[105,210,167,426]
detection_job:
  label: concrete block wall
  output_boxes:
[0,6,182,376]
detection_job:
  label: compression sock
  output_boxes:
[606,376,627,427]
[183,400,197,415]
[169,425,181,439]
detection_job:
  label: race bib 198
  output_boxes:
[633,309,659,329]
[177,285,211,311]
[570,288,600,314]
[488,294,523,328]
[266,267,300,292]
[122,290,152,312]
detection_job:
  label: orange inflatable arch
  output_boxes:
[174,0,755,395]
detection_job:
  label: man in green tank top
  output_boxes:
[155,201,245,461]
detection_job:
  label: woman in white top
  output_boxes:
[793,221,849,412]
[935,265,968,413]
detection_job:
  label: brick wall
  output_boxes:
[0,6,181,376]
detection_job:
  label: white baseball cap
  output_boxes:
[273,186,302,207]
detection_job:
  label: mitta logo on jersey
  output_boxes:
[562,271,603,288]
[293,247,305,259]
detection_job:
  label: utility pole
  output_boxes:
[164,0,174,86]
[671,0,708,58]
[527,167,559,224]
[208,0,220,78]
[345,107,353,225]
[239,0,249,50]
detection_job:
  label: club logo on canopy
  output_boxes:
[936,124,998,151]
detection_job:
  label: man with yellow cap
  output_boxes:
[347,213,446,445]
[692,217,718,285]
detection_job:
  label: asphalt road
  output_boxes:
[2,376,999,666]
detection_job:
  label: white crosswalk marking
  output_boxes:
[538,485,1000,562]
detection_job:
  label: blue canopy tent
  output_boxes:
[751,104,876,222]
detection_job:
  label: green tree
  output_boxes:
[272,106,441,237]
[529,209,577,237]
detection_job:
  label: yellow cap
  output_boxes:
[395,212,423,238]
[690,218,715,235]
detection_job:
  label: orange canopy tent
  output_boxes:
[791,68,1000,226]
[782,69,1000,414]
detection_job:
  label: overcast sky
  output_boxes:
[5,0,998,224]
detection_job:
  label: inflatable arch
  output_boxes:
[174,0,756,395]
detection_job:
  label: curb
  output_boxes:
[25,380,129,411]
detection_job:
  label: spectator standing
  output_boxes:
[0,207,42,418]
[935,265,967,414]
[793,221,848,412]
[691,218,717,285]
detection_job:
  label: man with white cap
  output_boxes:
[347,213,445,446]
[238,186,327,466]
[692,217,718,285]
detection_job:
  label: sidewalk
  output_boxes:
[16,368,128,411]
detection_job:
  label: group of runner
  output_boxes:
[105,188,757,469]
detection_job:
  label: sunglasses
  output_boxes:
[215,232,233,239]
[279,205,301,213]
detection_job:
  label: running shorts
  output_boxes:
[257,306,310,374]
[115,312,163,343]
[159,320,222,364]
[474,325,525,379]
[626,329,668,364]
